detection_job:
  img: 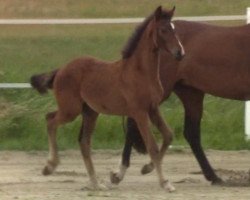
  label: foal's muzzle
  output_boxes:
[175,50,184,61]
[174,49,185,61]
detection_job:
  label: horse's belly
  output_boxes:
[180,58,250,100]
[184,78,250,100]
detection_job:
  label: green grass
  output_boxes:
[0,89,125,150]
[1,89,249,150]
[0,24,133,82]
[162,95,250,150]
[1,0,250,150]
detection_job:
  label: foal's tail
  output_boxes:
[30,69,58,94]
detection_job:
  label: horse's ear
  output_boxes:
[169,6,176,17]
[154,6,162,21]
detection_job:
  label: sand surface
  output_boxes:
[0,149,250,200]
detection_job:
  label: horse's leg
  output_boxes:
[110,129,132,184]
[110,118,136,184]
[174,85,222,184]
[141,107,173,175]
[78,104,104,190]
[133,111,175,192]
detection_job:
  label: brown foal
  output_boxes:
[30,6,184,191]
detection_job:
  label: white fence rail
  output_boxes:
[0,15,246,25]
[0,83,31,88]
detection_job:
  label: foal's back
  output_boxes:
[53,56,129,115]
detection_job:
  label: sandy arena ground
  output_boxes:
[0,149,250,200]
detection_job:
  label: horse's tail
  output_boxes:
[127,118,147,154]
[30,69,58,94]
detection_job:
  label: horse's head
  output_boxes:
[151,6,185,61]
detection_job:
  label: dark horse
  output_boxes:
[30,7,184,191]
[110,19,250,185]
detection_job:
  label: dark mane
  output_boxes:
[121,9,172,59]
[122,14,154,59]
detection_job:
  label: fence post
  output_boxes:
[245,102,250,140]
[245,8,250,140]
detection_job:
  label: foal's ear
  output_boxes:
[169,6,176,18]
[154,6,162,21]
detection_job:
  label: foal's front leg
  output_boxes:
[141,107,173,175]
[134,111,175,192]
[79,104,108,190]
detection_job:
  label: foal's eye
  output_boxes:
[159,27,168,33]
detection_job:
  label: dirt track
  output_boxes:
[0,149,250,200]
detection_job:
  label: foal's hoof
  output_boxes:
[42,165,53,175]
[110,171,122,185]
[82,181,110,191]
[42,161,58,175]
[162,180,176,192]
[42,166,52,176]
[141,163,154,175]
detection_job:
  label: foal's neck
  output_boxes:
[123,33,164,103]
[127,35,160,78]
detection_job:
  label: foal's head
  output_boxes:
[150,6,185,60]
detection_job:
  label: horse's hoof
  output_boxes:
[211,177,224,185]
[162,180,176,192]
[141,163,154,175]
[110,171,122,185]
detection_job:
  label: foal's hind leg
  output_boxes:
[78,104,107,190]
[141,107,173,175]
[42,95,81,176]
[42,111,60,175]
[133,112,175,192]
[42,109,80,175]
